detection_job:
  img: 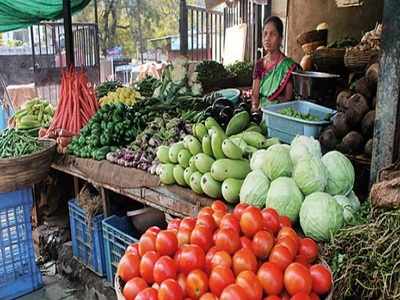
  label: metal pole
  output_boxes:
[63,0,75,67]
[94,0,99,26]
[179,0,188,56]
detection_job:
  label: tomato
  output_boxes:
[211,200,228,213]
[156,230,178,256]
[177,273,187,297]
[279,216,292,228]
[257,262,283,295]
[309,293,320,300]
[139,233,157,257]
[123,277,148,300]
[261,208,280,235]
[294,255,311,268]
[277,227,300,249]
[186,269,209,299]
[158,279,183,300]
[280,291,290,300]
[151,283,160,290]
[196,214,217,232]
[309,264,332,295]
[264,296,282,300]
[140,251,160,284]
[198,207,214,217]
[177,228,192,247]
[168,218,181,231]
[298,238,319,264]
[191,225,214,252]
[232,248,258,276]
[199,292,218,300]
[153,256,177,284]
[240,206,264,238]
[252,230,274,260]
[126,243,140,256]
[211,250,232,269]
[220,284,249,300]
[233,203,249,220]
[277,236,299,258]
[289,292,311,300]
[269,245,294,270]
[220,213,241,233]
[215,228,241,254]
[117,252,140,282]
[178,244,206,275]
[284,263,312,295]
[212,210,226,226]
[180,217,197,231]
[205,246,219,273]
[209,266,235,296]
[134,287,158,300]
[240,236,253,250]
[236,270,263,300]
[146,226,161,236]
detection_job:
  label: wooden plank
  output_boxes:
[100,187,111,217]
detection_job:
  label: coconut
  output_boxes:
[319,127,338,151]
[337,131,364,154]
[345,93,370,127]
[333,112,351,138]
[354,77,375,100]
[361,110,375,138]
[336,89,353,112]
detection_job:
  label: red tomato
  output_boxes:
[177,273,187,297]
[309,264,332,295]
[252,230,275,260]
[126,243,140,256]
[232,248,258,276]
[277,237,299,258]
[284,263,312,295]
[309,293,320,300]
[299,238,319,264]
[211,200,228,213]
[180,217,197,231]
[233,203,249,220]
[264,296,282,300]
[220,213,241,233]
[146,226,161,236]
[153,256,177,284]
[198,207,214,217]
[123,277,148,300]
[138,233,157,257]
[220,284,249,300]
[156,230,178,257]
[205,246,219,273]
[289,292,311,300]
[151,283,160,290]
[158,279,183,300]
[236,270,263,300]
[199,293,218,300]
[209,266,235,296]
[240,206,264,238]
[196,214,217,232]
[277,227,300,249]
[269,245,294,270]
[261,208,280,235]
[257,262,284,295]
[211,250,232,269]
[134,287,158,300]
[280,291,291,300]
[186,269,209,299]
[178,244,206,275]
[279,216,292,228]
[168,218,181,231]
[117,252,140,282]
[177,228,192,247]
[215,228,241,254]
[294,255,311,268]
[213,210,226,226]
[240,236,253,250]
[140,251,160,284]
[191,225,214,252]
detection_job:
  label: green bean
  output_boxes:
[0,128,41,158]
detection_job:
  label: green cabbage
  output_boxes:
[300,192,344,241]
[293,157,327,195]
[334,195,357,223]
[240,169,270,208]
[250,149,268,171]
[266,177,303,221]
[322,151,355,196]
[261,144,293,181]
[290,135,321,166]
[347,191,361,210]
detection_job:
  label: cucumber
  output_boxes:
[222,139,244,159]
[190,172,204,194]
[184,168,194,186]
[211,129,226,159]
[194,123,208,140]
[225,111,250,136]
[178,149,192,168]
[187,136,202,156]
[202,135,213,157]
[173,165,187,186]
[156,146,170,163]
[169,142,185,163]
[210,159,251,181]
[222,178,244,204]
[201,173,222,199]
[194,153,215,174]
[205,117,223,131]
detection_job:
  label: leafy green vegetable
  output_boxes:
[95,80,123,99]
[293,157,327,195]
[261,144,293,181]
[0,128,41,158]
[279,107,321,121]
[239,169,270,208]
[134,75,161,98]
[289,135,321,166]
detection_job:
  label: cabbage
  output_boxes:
[290,135,322,166]
[300,192,344,241]
[334,195,358,223]
[322,151,355,196]
[250,150,268,171]
[240,169,270,208]
[266,177,303,221]
[347,191,361,210]
[261,144,293,181]
[293,157,327,195]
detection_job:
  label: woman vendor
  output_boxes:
[251,16,298,112]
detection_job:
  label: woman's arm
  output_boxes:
[251,78,261,111]
[281,79,294,102]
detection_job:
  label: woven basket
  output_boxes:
[297,30,328,46]
[0,139,57,193]
[313,48,346,72]
[344,49,380,72]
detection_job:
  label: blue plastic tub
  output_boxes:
[0,188,43,300]
[217,88,240,104]
[102,215,138,284]
[68,200,106,276]
[262,100,335,144]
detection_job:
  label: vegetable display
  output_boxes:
[195,60,233,91]
[98,87,143,107]
[117,200,333,300]
[0,128,41,158]
[14,98,54,130]
[95,80,123,99]
[278,107,322,122]
[134,75,161,98]
[226,61,253,87]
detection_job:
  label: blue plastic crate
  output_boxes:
[68,200,106,276]
[102,215,138,284]
[262,100,335,144]
[0,188,43,300]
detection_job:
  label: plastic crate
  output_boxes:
[102,215,138,284]
[0,188,43,300]
[262,100,335,144]
[68,200,106,276]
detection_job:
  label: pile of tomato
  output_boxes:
[117,201,333,300]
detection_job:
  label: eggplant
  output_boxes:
[233,108,245,115]
[218,110,231,125]
[251,111,263,124]
[219,106,234,120]
[212,98,233,110]
[238,101,251,112]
